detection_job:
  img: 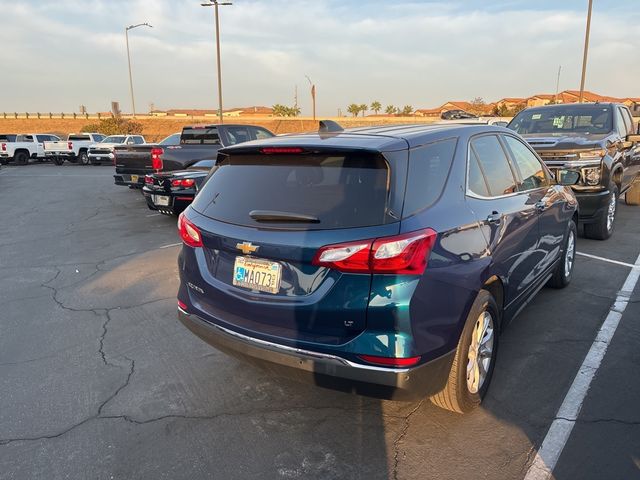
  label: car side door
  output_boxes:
[502,133,568,275]
[618,107,640,189]
[465,133,544,309]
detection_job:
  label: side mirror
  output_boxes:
[556,169,580,186]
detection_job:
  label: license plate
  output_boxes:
[96,156,102,160]
[154,195,170,206]
[131,174,139,183]
[233,256,282,294]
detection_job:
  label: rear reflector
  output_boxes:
[151,147,163,171]
[145,175,154,185]
[178,212,203,247]
[260,147,304,154]
[178,300,188,311]
[357,354,421,367]
[312,228,437,274]
[67,141,73,150]
[1,143,5,151]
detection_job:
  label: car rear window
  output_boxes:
[181,128,220,145]
[68,135,91,141]
[0,134,17,142]
[191,150,393,230]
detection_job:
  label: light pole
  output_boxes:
[125,22,152,117]
[579,0,593,103]
[201,1,232,124]
[305,75,316,121]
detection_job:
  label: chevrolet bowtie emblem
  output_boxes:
[236,241,259,255]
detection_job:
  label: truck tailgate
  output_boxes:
[114,146,154,174]
[44,141,70,153]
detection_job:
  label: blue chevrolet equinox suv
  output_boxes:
[176,123,579,412]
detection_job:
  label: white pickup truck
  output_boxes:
[44,133,106,165]
[0,133,62,165]
[87,134,146,165]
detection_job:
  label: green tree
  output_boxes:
[400,105,413,116]
[370,101,382,115]
[272,104,300,117]
[81,117,143,135]
[359,104,368,116]
[347,103,361,117]
[385,105,397,115]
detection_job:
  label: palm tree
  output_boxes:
[359,104,368,116]
[370,101,382,115]
[347,103,361,117]
[385,105,397,115]
[401,105,414,116]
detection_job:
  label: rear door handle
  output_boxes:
[535,201,546,212]
[487,211,501,224]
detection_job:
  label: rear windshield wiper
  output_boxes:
[249,210,320,223]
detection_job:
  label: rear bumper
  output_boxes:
[114,173,145,188]
[88,152,114,162]
[45,152,74,157]
[574,189,609,223]
[178,309,454,400]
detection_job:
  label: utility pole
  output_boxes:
[125,22,153,117]
[305,75,316,121]
[201,1,233,124]
[555,65,562,102]
[579,0,593,103]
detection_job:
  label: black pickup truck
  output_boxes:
[113,124,274,188]
[508,103,640,239]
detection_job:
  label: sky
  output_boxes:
[0,0,638,116]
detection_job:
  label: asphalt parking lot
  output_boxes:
[1,163,638,480]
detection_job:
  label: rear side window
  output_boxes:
[402,138,457,217]
[469,135,517,197]
[0,134,17,142]
[181,128,220,145]
[253,127,274,140]
[160,133,181,145]
[503,136,550,191]
[225,126,252,145]
[190,159,215,169]
[192,151,392,230]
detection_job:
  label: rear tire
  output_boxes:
[548,218,577,289]
[14,151,29,165]
[625,182,640,206]
[78,151,89,165]
[430,290,499,413]
[53,156,65,166]
[584,185,618,240]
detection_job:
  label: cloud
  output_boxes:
[0,0,638,115]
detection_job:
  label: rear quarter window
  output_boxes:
[402,138,457,217]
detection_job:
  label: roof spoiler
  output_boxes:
[319,120,343,133]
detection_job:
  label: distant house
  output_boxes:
[527,94,556,107]
[495,97,526,110]
[415,101,492,117]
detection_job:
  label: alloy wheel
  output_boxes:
[564,229,575,278]
[466,311,494,394]
[606,192,616,232]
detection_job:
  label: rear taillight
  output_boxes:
[171,178,195,188]
[145,175,154,185]
[67,141,73,150]
[260,147,304,154]
[151,147,163,171]
[112,149,117,165]
[312,228,437,275]
[357,354,421,367]
[178,300,188,311]
[178,212,203,248]
[1,143,6,151]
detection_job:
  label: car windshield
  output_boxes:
[101,136,126,143]
[508,105,613,135]
[159,133,181,145]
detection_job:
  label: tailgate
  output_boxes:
[44,141,70,152]
[114,146,154,174]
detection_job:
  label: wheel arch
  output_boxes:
[482,275,504,329]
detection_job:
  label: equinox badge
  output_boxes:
[236,241,259,255]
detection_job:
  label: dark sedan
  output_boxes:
[143,159,214,215]
[176,123,580,413]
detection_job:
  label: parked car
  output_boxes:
[114,124,274,188]
[44,133,106,165]
[0,133,61,165]
[441,109,477,120]
[508,103,640,239]
[142,159,215,215]
[175,122,579,413]
[87,134,146,165]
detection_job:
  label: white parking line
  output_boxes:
[159,242,181,249]
[576,251,638,269]
[146,213,161,217]
[524,251,640,480]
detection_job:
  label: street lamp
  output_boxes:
[125,22,153,117]
[201,1,232,124]
[578,0,593,103]
[305,75,316,121]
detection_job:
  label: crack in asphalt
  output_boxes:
[391,399,425,480]
[557,416,640,426]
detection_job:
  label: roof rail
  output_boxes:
[319,120,343,133]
